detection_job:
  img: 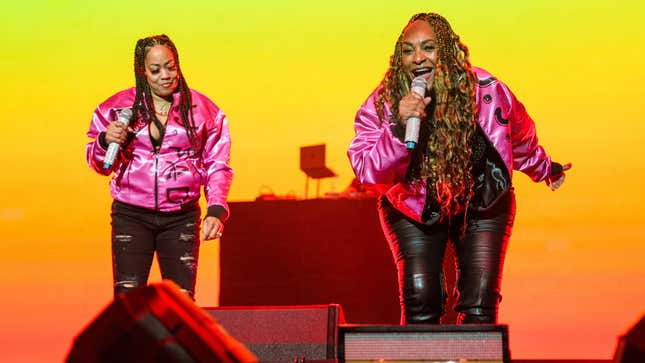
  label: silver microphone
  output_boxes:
[404,75,429,150]
[103,108,133,169]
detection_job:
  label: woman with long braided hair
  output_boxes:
[86,34,233,299]
[348,13,571,324]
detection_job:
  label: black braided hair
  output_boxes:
[376,13,478,219]
[132,34,197,149]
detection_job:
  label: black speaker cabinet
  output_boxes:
[66,281,257,363]
[339,324,510,363]
[205,304,345,363]
[614,314,645,363]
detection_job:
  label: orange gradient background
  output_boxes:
[1,1,644,362]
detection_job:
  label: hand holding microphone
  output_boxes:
[103,108,133,169]
[400,72,433,150]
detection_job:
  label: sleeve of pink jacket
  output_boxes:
[348,87,410,185]
[201,102,234,221]
[504,83,553,182]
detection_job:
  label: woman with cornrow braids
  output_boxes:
[86,34,233,299]
[348,13,571,324]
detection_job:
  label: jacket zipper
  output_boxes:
[152,113,169,212]
[154,148,159,211]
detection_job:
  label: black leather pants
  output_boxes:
[378,192,515,324]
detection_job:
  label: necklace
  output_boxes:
[154,103,170,116]
[151,93,172,117]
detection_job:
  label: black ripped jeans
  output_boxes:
[378,191,515,324]
[110,201,201,299]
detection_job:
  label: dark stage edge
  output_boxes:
[340,361,611,363]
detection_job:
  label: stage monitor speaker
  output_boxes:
[205,304,345,363]
[66,281,257,363]
[339,324,510,363]
[614,314,645,363]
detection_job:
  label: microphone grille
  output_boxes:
[119,108,133,120]
[411,77,427,89]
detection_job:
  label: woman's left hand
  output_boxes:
[202,216,223,241]
[548,162,572,191]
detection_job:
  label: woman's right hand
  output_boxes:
[547,162,572,191]
[398,92,431,126]
[105,120,131,145]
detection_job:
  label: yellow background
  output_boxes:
[1,1,644,361]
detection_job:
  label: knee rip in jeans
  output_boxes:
[115,280,139,289]
[179,233,194,242]
[114,234,134,253]
[114,234,133,243]
[180,253,197,272]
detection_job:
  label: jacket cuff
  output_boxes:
[98,132,109,150]
[206,205,228,222]
[550,161,563,176]
[390,122,405,142]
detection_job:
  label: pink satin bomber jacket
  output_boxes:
[86,88,233,219]
[348,67,552,223]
